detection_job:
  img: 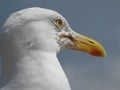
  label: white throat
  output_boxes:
[1,49,71,90]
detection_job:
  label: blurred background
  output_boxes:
[0,0,120,90]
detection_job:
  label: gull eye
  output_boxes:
[54,19,63,27]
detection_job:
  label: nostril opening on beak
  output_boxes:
[88,40,94,44]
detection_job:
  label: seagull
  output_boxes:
[0,7,106,90]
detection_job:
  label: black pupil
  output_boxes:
[57,20,62,25]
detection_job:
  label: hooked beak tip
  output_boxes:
[61,32,106,57]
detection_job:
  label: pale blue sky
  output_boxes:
[0,0,120,90]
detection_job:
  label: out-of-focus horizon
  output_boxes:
[0,0,120,90]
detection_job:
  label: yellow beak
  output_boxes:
[62,33,106,57]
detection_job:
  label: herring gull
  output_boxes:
[0,7,106,90]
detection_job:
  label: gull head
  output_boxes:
[3,7,106,57]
